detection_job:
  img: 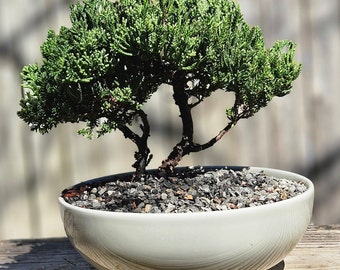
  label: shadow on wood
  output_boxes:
[0,238,95,270]
[269,260,285,270]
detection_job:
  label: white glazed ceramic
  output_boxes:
[59,167,314,270]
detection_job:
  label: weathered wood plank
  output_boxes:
[284,224,340,269]
[0,225,339,269]
[0,238,95,269]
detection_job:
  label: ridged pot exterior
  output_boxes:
[59,167,314,270]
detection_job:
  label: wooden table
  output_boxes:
[1,225,339,269]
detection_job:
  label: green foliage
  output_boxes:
[18,0,301,173]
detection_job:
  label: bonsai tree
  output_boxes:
[18,0,301,177]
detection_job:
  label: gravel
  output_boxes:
[62,167,308,213]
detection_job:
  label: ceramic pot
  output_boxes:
[59,166,314,270]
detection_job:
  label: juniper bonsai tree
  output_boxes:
[18,0,301,177]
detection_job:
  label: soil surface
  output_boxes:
[62,167,308,213]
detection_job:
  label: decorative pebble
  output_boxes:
[63,168,308,213]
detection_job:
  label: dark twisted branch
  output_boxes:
[159,80,245,173]
[119,110,152,176]
[159,70,193,173]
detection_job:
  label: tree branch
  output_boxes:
[189,121,235,152]
[119,110,151,176]
[173,71,194,141]
[159,71,194,173]
[159,89,244,174]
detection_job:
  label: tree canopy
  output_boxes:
[18,0,302,175]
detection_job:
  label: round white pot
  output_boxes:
[59,166,314,270]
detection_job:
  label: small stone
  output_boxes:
[220,205,227,210]
[151,207,162,213]
[213,198,222,204]
[289,185,296,193]
[144,204,152,213]
[200,185,210,193]
[76,201,85,208]
[280,190,288,200]
[267,193,278,201]
[98,187,107,195]
[188,188,197,196]
[137,202,145,209]
[176,190,184,195]
[143,185,152,191]
[181,184,190,191]
[129,188,137,195]
[165,204,176,213]
[161,193,168,200]
[188,206,199,212]
[92,199,101,208]
[200,197,211,205]
[185,178,194,186]
[184,193,194,200]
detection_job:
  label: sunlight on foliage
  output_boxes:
[18,0,301,173]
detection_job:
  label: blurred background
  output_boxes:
[0,0,339,240]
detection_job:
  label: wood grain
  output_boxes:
[284,224,340,269]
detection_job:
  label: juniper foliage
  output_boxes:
[18,0,301,175]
